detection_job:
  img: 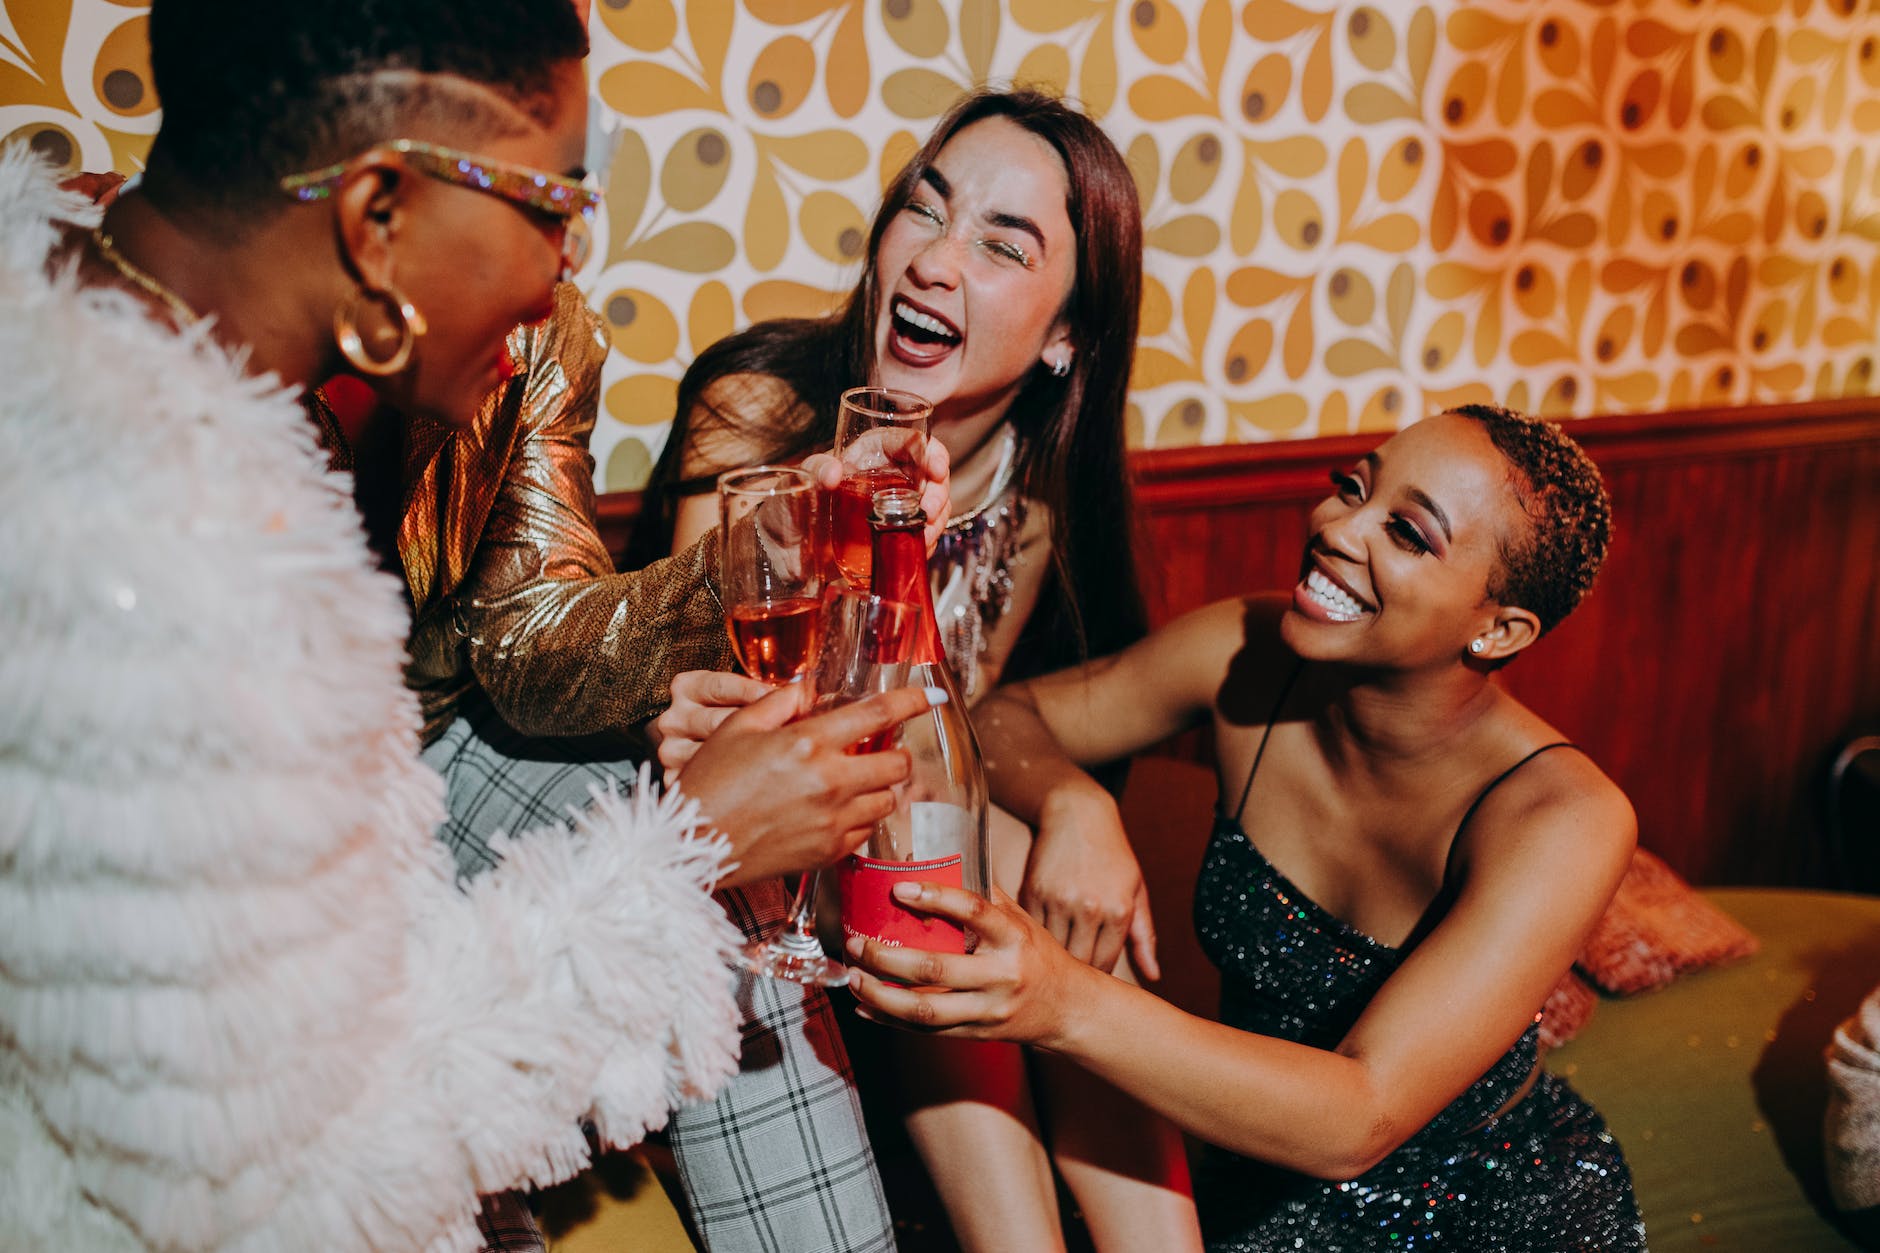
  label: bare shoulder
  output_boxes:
[1024,595,1250,737]
[1236,592,1293,658]
[1213,593,1303,730]
[693,369,802,421]
[1460,735,1637,886]
[1145,595,1291,722]
[1513,741,1634,832]
[1147,595,1269,672]
[679,371,807,477]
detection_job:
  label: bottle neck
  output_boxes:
[868,518,942,666]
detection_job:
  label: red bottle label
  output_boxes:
[837,853,965,953]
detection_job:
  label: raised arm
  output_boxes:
[974,598,1248,973]
[457,285,733,734]
[978,596,1249,822]
[852,750,1636,1179]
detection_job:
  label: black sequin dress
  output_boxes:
[1192,684,1648,1251]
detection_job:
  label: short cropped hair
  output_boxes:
[145,0,587,212]
[1448,403,1612,635]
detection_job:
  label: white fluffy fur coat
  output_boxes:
[0,150,743,1251]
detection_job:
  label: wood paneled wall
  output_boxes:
[1129,400,1880,889]
[598,400,1880,888]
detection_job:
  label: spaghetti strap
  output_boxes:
[1231,660,1306,820]
[1452,741,1577,841]
[1403,741,1580,945]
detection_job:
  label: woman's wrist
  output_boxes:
[1037,952,1114,1056]
[1036,779,1123,844]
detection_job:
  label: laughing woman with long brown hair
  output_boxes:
[641,89,1203,1253]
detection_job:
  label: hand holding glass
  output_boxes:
[827,386,932,585]
[741,588,917,985]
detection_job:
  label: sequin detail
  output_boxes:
[929,479,1025,701]
[1192,815,1648,1251]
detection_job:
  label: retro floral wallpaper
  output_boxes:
[5,0,1880,489]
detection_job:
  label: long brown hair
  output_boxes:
[632,88,1148,677]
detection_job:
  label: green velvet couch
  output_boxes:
[1124,754,1880,1252]
[1551,888,1880,1251]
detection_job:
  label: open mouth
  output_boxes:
[887,295,961,364]
[1300,567,1371,622]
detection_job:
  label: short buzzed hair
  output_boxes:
[1449,403,1612,635]
[145,0,587,212]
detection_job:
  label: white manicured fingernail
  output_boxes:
[924,686,948,706]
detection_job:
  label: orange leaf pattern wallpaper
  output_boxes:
[5,1,1880,489]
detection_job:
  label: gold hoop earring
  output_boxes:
[334,284,427,376]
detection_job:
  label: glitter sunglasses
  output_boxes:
[280,139,601,276]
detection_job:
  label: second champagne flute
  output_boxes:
[827,386,932,586]
[719,465,823,685]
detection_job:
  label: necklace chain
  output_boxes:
[947,426,1020,530]
[90,228,200,328]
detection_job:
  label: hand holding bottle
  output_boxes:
[835,486,991,958]
[844,880,1091,1050]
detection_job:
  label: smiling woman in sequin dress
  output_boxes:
[848,405,1649,1252]
[635,89,1206,1253]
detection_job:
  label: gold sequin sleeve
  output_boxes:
[453,287,734,737]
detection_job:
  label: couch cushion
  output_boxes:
[1577,849,1761,995]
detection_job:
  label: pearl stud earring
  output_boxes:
[1469,639,1486,655]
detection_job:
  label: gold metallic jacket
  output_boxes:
[341,284,733,744]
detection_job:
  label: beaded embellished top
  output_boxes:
[930,431,1027,701]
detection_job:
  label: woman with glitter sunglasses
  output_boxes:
[0,0,940,1249]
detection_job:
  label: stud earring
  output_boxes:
[1469,639,1486,655]
[1049,355,1071,378]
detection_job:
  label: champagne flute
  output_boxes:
[719,466,823,685]
[741,588,916,985]
[827,386,932,586]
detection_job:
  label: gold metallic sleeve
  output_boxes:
[433,285,734,739]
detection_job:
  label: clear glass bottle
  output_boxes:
[834,487,990,955]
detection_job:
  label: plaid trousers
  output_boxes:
[474,1194,544,1252]
[422,700,895,1253]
